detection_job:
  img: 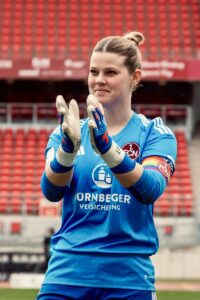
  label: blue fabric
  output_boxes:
[110,154,136,174]
[50,157,73,173]
[128,169,167,204]
[37,284,156,300]
[40,172,66,202]
[61,134,74,153]
[40,114,177,291]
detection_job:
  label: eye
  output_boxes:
[90,69,98,75]
[106,70,118,75]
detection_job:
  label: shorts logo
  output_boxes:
[92,164,113,188]
[122,142,140,160]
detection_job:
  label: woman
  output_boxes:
[37,32,177,300]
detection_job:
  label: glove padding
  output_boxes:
[56,95,81,153]
[87,95,112,154]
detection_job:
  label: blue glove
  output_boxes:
[87,94,136,174]
[89,107,112,154]
[56,95,81,153]
[58,113,74,153]
[50,95,81,173]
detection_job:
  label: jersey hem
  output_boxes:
[42,279,155,291]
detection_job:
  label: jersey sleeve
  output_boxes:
[45,126,62,162]
[141,117,177,174]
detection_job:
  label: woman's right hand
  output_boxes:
[56,95,81,153]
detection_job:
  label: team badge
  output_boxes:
[122,142,140,160]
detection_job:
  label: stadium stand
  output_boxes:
[0,127,50,215]
[155,131,194,217]
[0,0,199,61]
[0,124,194,218]
[0,0,200,283]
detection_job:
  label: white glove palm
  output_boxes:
[56,95,81,153]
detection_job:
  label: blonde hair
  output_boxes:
[93,31,144,74]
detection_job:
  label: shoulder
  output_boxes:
[138,115,177,165]
[151,117,175,136]
[137,113,175,138]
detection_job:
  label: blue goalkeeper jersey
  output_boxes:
[43,112,177,290]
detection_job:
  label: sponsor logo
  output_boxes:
[122,142,140,160]
[76,164,132,211]
[92,164,113,188]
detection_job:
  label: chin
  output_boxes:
[94,93,110,103]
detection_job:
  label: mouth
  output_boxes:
[94,89,110,93]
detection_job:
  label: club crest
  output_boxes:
[158,162,170,178]
[122,142,140,160]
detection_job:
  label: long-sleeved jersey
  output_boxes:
[42,112,177,291]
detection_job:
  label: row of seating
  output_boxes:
[0,128,48,215]
[0,128,194,216]
[0,103,189,125]
[0,0,199,60]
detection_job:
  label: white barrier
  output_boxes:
[152,246,200,279]
[9,273,44,289]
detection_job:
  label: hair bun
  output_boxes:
[123,31,144,46]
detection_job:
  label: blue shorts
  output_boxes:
[37,284,157,300]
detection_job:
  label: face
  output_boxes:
[88,52,140,107]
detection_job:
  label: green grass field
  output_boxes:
[1,289,200,300]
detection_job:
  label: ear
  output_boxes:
[132,69,142,85]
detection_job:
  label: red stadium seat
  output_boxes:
[0,0,199,60]
[0,199,9,214]
[10,222,22,234]
[154,130,194,217]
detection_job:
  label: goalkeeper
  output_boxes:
[37,31,177,300]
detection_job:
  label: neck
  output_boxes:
[104,106,133,136]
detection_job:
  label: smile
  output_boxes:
[95,89,110,93]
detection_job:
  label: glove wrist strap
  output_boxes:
[102,141,136,174]
[56,145,77,167]
[101,141,125,168]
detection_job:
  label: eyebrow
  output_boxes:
[90,66,120,71]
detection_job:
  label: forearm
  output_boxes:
[45,163,73,186]
[103,147,165,204]
[40,156,74,201]
[40,171,67,202]
[114,162,143,187]
[45,143,76,186]
[40,140,77,201]
[127,168,167,204]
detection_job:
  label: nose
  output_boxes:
[96,73,106,84]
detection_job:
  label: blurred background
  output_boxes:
[0,0,200,292]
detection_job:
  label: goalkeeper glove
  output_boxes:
[87,95,135,174]
[50,95,81,173]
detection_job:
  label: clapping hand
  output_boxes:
[56,95,81,153]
